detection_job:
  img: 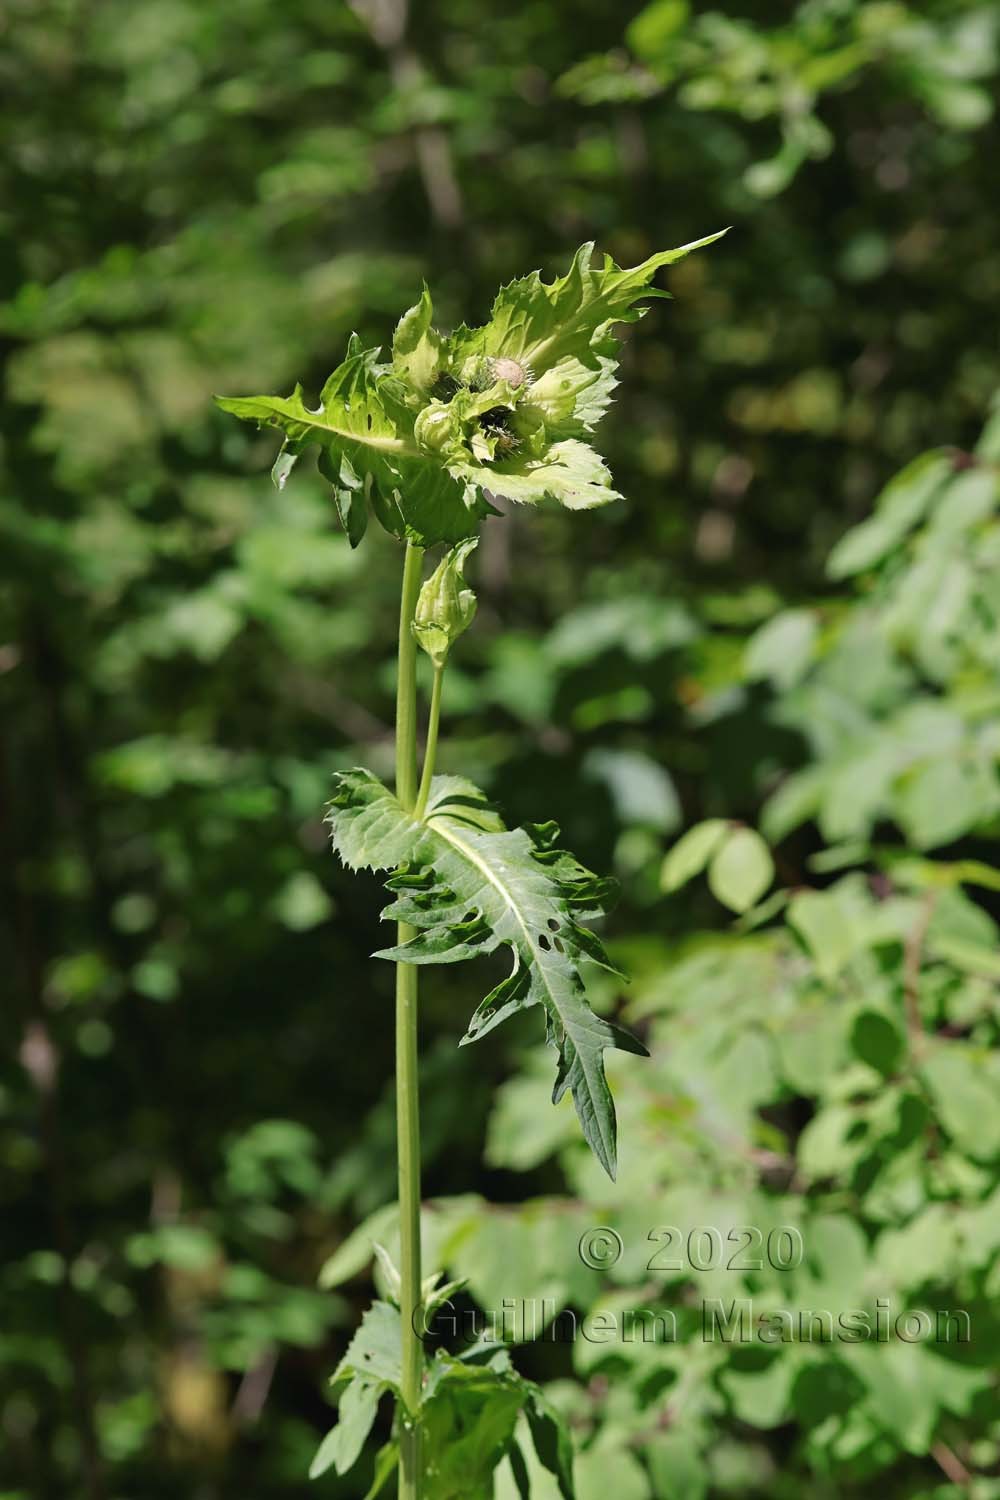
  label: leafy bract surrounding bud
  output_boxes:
[326,769,648,1179]
[216,233,725,548]
[412,538,477,669]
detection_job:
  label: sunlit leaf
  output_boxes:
[326,770,646,1178]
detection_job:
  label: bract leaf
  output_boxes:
[216,350,487,546]
[217,235,725,541]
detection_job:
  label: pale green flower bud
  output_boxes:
[412,538,478,668]
[414,400,461,456]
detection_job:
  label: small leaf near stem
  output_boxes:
[411,538,478,671]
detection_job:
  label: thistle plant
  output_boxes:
[217,232,723,1500]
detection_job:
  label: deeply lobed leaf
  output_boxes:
[326,769,646,1178]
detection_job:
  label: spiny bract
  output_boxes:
[216,233,725,548]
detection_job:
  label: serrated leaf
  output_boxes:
[310,1376,382,1479]
[218,237,725,542]
[334,1300,403,1392]
[421,1352,576,1500]
[423,1363,525,1499]
[450,438,620,512]
[317,448,369,547]
[447,234,727,442]
[393,284,443,394]
[216,351,487,547]
[326,770,646,1178]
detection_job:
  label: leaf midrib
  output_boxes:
[429,814,548,980]
[297,409,418,458]
[428,811,613,1160]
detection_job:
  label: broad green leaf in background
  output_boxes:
[826,450,952,578]
[921,1044,1000,1160]
[707,826,774,914]
[744,608,818,690]
[787,887,863,980]
[661,820,775,913]
[660,818,728,892]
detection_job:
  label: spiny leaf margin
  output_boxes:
[325,768,646,1178]
[216,233,726,546]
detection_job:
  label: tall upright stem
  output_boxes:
[394,540,424,1499]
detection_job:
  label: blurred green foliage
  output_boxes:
[2,0,999,1495]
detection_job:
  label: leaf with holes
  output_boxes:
[326,769,646,1178]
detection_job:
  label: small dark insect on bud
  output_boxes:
[476,404,521,458]
[478,406,511,430]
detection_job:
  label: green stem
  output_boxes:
[414,664,445,821]
[396,542,424,810]
[394,541,424,1500]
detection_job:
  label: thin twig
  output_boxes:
[931,1439,972,1487]
[349,0,464,229]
